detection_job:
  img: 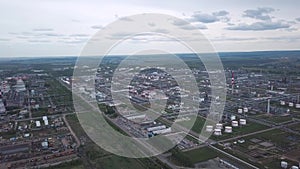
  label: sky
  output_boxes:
[0,0,300,57]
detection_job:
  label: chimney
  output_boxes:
[267,99,270,114]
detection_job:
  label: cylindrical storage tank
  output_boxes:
[230,115,236,121]
[289,102,294,107]
[214,129,222,136]
[243,107,248,113]
[216,123,223,129]
[296,104,300,109]
[224,126,232,133]
[280,161,288,168]
[291,166,299,169]
[280,100,286,105]
[232,121,239,127]
[206,125,213,132]
[240,119,247,125]
[238,108,243,114]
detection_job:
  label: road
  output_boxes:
[59,77,284,169]
[62,114,81,148]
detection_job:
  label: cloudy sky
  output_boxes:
[1,0,300,57]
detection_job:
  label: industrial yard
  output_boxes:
[0,51,300,169]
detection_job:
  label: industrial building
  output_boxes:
[14,78,26,92]
[0,99,5,114]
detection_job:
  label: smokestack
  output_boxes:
[267,99,270,114]
[271,85,273,91]
[231,71,234,93]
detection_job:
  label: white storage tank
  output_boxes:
[214,129,222,136]
[296,104,300,109]
[280,100,286,106]
[232,121,239,127]
[36,121,41,127]
[216,123,223,129]
[206,125,213,132]
[240,119,247,125]
[230,115,236,121]
[243,107,248,113]
[42,116,48,121]
[289,102,294,107]
[224,126,232,133]
[44,120,49,126]
[280,161,288,169]
[238,108,243,114]
[291,166,299,169]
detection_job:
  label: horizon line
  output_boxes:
[0,49,300,59]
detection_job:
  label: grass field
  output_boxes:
[245,128,300,148]
[224,128,300,169]
[211,121,269,141]
[45,160,84,169]
[176,116,206,134]
[65,114,168,169]
[183,147,218,163]
[258,114,293,123]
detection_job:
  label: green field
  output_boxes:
[176,116,206,134]
[65,114,169,169]
[258,115,293,124]
[211,121,269,141]
[222,128,300,169]
[45,160,84,169]
[183,147,218,163]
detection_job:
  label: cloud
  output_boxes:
[190,10,230,23]
[18,32,63,37]
[212,37,258,42]
[172,19,188,26]
[40,33,64,37]
[152,28,169,34]
[243,7,275,20]
[59,39,87,44]
[190,12,219,23]
[119,17,133,22]
[32,28,54,32]
[0,38,10,42]
[213,10,229,17]
[71,19,81,23]
[91,25,103,29]
[179,24,207,30]
[296,17,300,22]
[227,20,291,31]
[148,22,156,27]
[28,39,51,43]
[70,34,90,37]
[108,32,134,40]
[261,35,300,42]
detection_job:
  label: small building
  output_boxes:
[216,123,223,130]
[0,99,6,114]
[232,121,238,127]
[214,129,222,136]
[44,120,49,126]
[41,141,48,149]
[206,125,213,132]
[152,127,171,135]
[224,126,232,133]
[239,119,247,125]
[147,125,166,132]
[36,121,41,127]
